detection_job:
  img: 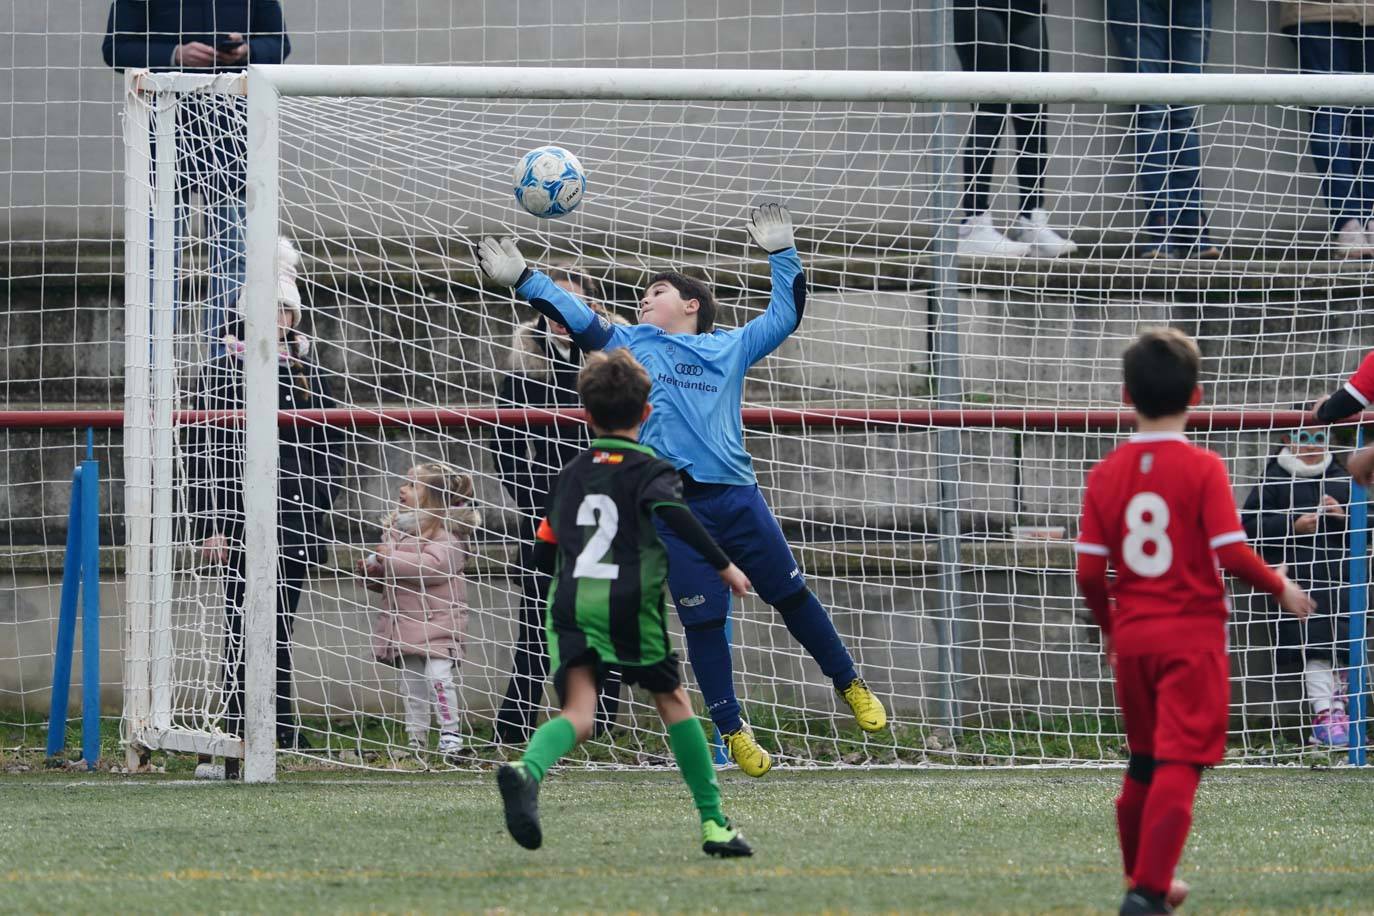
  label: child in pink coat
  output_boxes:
[361,462,479,760]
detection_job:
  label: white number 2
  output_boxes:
[573,494,621,580]
[1122,491,1172,578]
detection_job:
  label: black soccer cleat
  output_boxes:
[497,762,543,850]
[701,818,754,858]
[1120,888,1173,915]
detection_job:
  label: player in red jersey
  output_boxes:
[1312,351,1374,485]
[1075,328,1315,916]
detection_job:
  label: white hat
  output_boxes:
[277,276,303,324]
[277,236,301,280]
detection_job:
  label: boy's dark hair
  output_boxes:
[646,270,717,332]
[578,350,652,430]
[547,266,603,303]
[1122,327,1202,419]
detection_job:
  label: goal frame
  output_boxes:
[124,65,1374,782]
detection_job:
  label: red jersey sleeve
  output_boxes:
[1348,350,1374,407]
[1074,469,1110,559]
[1200,454,1247,551]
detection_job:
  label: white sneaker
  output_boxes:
[1336,218,1368,258]
[1012,208,1078,258]
[437,733,464,760]
[957,212,1030,259]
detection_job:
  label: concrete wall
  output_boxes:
[4,544,1305,735]
[3,0,1312,242]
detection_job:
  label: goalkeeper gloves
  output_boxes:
[478,237,529,287]
[746,203,795,253]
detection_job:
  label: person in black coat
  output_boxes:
[491,269,627,743]
[1241,423,1352,747]
[103,0,291,347]
[186,271,342,751]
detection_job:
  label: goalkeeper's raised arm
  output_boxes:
[477,237,621,352]
[738,203,808,366]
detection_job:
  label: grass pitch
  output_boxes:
[1,769,1370,913]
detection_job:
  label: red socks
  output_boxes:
[1115,772,1151,877]
[1130,762,1202,896]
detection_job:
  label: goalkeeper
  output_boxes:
[478,204,886,777]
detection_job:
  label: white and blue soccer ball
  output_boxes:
[513,146,586,219]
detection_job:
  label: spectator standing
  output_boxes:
[492,270,628,743]
[1278,0,1374,257]
[1106,0,1222,258]
[187,245,342,774]
[362,463,480,764]
[952,0,1078,258]
[102,1,291,346]
[1242,422,1352,747]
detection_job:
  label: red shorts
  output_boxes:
[1114,649,1230,766]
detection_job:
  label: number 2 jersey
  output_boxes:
[1075,432,1281,656]
[536,437,689,668]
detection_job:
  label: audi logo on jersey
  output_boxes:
[674,363,704,376]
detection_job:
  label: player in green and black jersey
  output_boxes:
[497,349,754,858]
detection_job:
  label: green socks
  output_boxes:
[668,717,726,827]
[520,715,725,828]
[520,715,578,782]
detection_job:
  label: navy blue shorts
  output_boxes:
[654,481,806,628]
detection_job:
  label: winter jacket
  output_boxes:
[103,2,290,198]
[1241,451,1351,664]
[184,331,344,567]
[492,311,628,516]
[102,0,290,72]
[367,510,475,662]
[1276,0,1374,31]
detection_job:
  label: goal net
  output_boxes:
[121,67,1373,779]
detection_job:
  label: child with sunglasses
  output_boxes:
[1242,419,1353,747]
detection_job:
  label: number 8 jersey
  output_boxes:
[1075,432,1250,655]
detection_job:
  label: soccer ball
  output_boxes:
[513,146,586,219]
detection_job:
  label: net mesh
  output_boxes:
[114,80,1373,770]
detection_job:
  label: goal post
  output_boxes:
[123,65,1374,781]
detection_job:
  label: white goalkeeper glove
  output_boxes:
[746,202,795,253]
[478,237,528,287]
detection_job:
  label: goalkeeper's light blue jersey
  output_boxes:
[514,249,807,486]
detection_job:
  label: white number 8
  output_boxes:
[1123,492,1172,577]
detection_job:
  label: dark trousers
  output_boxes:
[1107,0,1212,243]
[1289,23,1374,227]
[953,3,1049,217]
[494,529,623,742]
[222,549,308,743]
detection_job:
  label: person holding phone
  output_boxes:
[101,2,292,352]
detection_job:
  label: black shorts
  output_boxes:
[551,640,682,707]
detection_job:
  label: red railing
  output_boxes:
[0,408,1324,430]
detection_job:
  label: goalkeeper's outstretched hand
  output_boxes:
[478,237,528,287]
[746,202,795,253]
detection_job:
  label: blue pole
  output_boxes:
[1349,428,1369,766]
[79,457,101,769]
[46,466,86,759]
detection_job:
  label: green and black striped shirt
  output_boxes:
[538,437,686,667]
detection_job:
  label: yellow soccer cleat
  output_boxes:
[722,724,772,777]
[839,678,887,732]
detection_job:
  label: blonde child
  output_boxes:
[361,462,480,759]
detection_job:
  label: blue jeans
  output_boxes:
[1289,23,1374,227]
[149,200,243,356]
[203,199,246,346]
[1107,0,1212,245]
